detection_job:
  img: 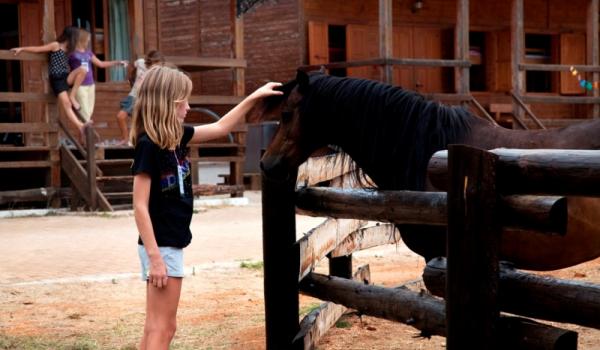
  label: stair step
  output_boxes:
[97,175,133,182]
[111,203,133,210]
[80,159,133,166]
[103,192,133,199]
[0,146,53,152]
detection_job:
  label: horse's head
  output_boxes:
[250,70,329,181]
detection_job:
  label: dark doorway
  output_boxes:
[0,3,23,145]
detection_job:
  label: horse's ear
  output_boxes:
[296,69,309,93]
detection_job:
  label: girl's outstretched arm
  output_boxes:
[133,173,168,289]
[190,82,283,143]
[10,41,60,55]
[91,55,128,69]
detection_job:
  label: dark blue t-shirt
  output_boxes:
[131,125,195,248]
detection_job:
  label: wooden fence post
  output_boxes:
[446,145,500,349]
[262,171,301,349]
[86,126,96,211]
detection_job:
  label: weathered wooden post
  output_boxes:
[86,126,96,211]
[262,170,301,349]
[446,145,500,349]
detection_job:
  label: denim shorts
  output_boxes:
[120,95,135,115]
[138,245,184,281]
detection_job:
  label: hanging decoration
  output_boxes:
[569,66,599,91]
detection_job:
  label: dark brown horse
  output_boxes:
[252,70,600,271]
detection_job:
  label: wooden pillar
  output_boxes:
[42,0,61,206]
[588,0,599,119]
[379,0,393,84]
[132,0,145,57]
[455,0,469,95]
[231,1,246,197]
[511,0,525,124]
[446,145,500,349]
[86,127,97,211]
[262,171,301,350]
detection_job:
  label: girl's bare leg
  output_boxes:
[67,67,87,110]
[116,109,129,144]
[140,278,182,350]
[57,91,86,144]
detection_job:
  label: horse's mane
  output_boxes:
[302,74,475,190]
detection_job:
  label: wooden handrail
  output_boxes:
[300,58,471,72]
[0,92,55,103]
[468,97,498,125]
[510,92,546,129]
[0,122,58,133]
[0,50,47,61]
[519,63,600,72]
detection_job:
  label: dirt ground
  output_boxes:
[0,191,599,349]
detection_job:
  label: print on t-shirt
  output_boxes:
[159,149,191,198]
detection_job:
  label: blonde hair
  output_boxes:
[130,65,192,150]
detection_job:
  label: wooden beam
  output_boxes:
[296,187,448,226]
[519,63,600,72]
[296,187,567,235]
[446,145,500,349]
[299,272,577,349]
[424,257,600,329]
[0,187,67,205]
[192,184,245,196]
[0,123,58,133]
[167,56,247,71]
[0,50,47,61]
[296,218,366,280]
[188,95,244,105]
[300,58,471,72]
[294,265,371,350]
[455,0,469,94]
[379,0,393,84]
[511,0,525,121]
[0,161,56,168]
[330,224,399,257]
[0,92,55,103]
[297,153,355,186]
[231,0,245,97]
[42,0,55,43]
[429,149,600,196]
[132,0,144,57]
[588,0,599,118]
[521,95,600,104]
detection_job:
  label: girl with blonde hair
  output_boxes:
[130,65,282,349]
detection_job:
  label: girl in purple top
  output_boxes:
[68,28,127,122]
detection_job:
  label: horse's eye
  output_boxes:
[281,111,293,121]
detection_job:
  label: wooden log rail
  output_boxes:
[299,272,577,349]
[428,149,600,196]
[295,187,567,235]
[423,257,600,330]
[300,57,471,72]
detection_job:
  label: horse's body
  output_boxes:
[255,71,600,270]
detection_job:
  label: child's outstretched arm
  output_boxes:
[91,55,128,69]
[190,82,283,143]
[10,42,59,55]
[133,173,168,289]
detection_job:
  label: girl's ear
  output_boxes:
[296,70,309,93]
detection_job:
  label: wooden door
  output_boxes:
[308,21,329,65]
[393,26,414,89]
[560,33,586,95]
[346,24,379,80]
[413,27,444,93]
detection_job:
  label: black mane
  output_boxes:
[301,74,475,190]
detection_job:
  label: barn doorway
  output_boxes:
[0,3,23,145]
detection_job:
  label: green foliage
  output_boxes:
[239,260,263,270]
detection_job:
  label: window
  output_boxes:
[525,34,554,93]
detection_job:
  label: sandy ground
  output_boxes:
[0,191,599,349]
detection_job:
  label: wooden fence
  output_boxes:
[261,146,600,349]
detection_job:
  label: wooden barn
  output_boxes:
[1,0,599,210]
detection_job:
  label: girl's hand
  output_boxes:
[10,48,23,56]
[120,60,128,68]
[148,256,168,288]
[250,82,284,100]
